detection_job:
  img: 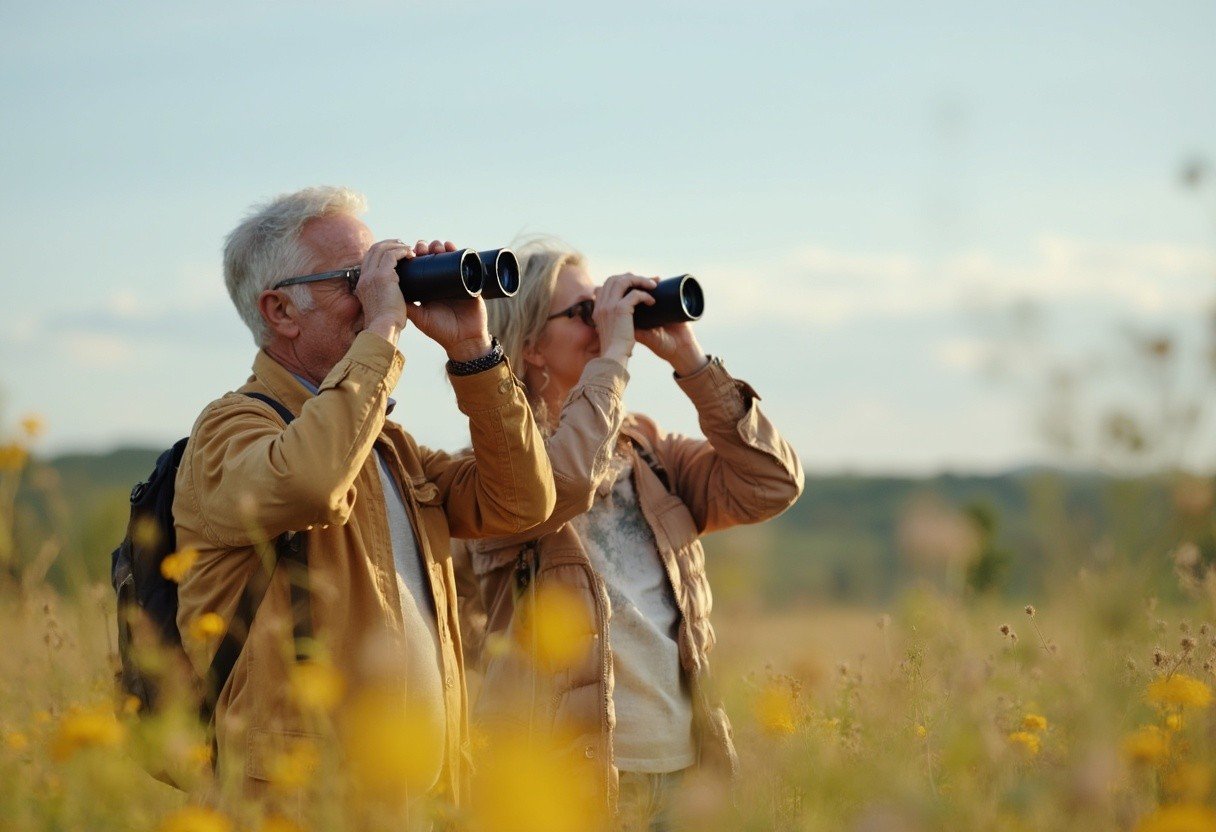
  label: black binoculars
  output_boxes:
[396,247,520,303]
[634,274,705,329]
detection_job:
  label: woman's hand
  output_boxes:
[636,321,710,377]
[592,273,657,365]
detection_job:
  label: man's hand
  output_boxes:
[404,240,493,361]
[357,239,414,345]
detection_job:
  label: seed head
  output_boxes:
[1181,637,1196,653]
[1153,649,1167,667]
[1000,624,1011,637]
[1025,605,1036,617]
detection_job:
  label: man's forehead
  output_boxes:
[300,213,374,263]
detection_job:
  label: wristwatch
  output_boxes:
[445,337,506,377]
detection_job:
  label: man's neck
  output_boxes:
[263,339,322,388]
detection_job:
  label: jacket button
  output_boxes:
[445,674,455,690]
[584,746,595,759]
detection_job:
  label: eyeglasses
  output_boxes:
[546,299,595,327]
[271,267,361,294]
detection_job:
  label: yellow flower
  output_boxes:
[471,729,599,832]
[1166,713,1184,732]
[187,613,226,644]
[20,414,45,439]
[1022,713,1048,733]
[343,686,443,797]
[49,704,126,761]
[122,695,142,715]
[1163,763,1212,803]
[753,682,798,737]
[514,584,594,671]
[4,731,29,751]
[257,816,306,832]
[0,443,28,472]
[1148,674,1213,709]
[157,806,234,832]
[266,739,320,792]
[1123,725,1170,766]
[290,659,345,713]
[1007,731,1040,756]
[915,724,928,738]
[160,547,199,582]
[1135,804,1216,832]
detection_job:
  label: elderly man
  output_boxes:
[173,186,555,805]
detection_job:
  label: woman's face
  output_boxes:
[528,262,600,396]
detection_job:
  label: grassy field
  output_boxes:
[2,430,1216,830]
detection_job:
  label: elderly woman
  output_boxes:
[459,241,804,828]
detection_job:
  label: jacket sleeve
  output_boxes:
[648,356,804,535]
[420,358,556,538]
[181,332,402,547]
[508,356,630,540]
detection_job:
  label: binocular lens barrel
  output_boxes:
[478,248,521,299]
[395,248,484,302]
[633,274,705,329]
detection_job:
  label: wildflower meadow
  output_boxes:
[1,409,1215,832]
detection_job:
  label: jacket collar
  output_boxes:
[246,349,398,419]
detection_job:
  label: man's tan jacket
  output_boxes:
[456,355,804,807]
[174,331,555,801]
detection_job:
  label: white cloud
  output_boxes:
[61,333,135,367]
[690,236,1216,328]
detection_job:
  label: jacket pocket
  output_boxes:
[245,727,324,783]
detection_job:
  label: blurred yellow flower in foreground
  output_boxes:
[1148,674,1213,710]
[1163,763,1213,804]
[157,806,234,832]
[20,414,46,439]
[49,704,125,761]
[514,584,594,671]
[0,443,28,472]
[160,547,199,582]
[266,738,320,791]
[1166,713,1184,732]
[343,687,443,797]
[1123,725,1170,766]
[1021,713,1048,732]
[187,613,226,644]
[754,681,798,736]
[4,731,29,751]
[1007,731,1040,757]
[257,816,306,832]
[290,658,345,713]
[1135,803,1216,832]
[471,731,599,832]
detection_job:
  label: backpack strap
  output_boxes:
[199,393,313,725]
[626,435,672,493]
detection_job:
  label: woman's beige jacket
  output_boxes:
[455,355,804,807]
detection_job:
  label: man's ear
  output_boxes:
[258,289,301,340]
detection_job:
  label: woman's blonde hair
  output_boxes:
[487,237,585,402]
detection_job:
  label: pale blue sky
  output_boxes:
[2,1,1214,472]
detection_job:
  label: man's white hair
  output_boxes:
[223,186,368,346]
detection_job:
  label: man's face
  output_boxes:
[290,213,375,379]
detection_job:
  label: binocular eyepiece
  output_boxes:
[396,247,520,303]
[633,274,705,329]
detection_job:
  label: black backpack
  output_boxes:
[110,393,310,731]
